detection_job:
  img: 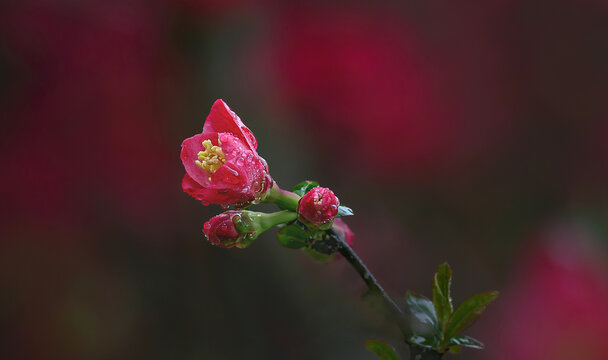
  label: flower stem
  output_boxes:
[332,231,442,359]
[241,210,297,235]
[409,346,443,360]
[335,234,411,337]
[263,182,300,212]
[257,210,297,230]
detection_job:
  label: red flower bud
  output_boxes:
[298,187,339,227]
[332,218,354,246]
[203,211,243,248]
[181,100,272,206]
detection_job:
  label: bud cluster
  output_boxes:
[181,99,354,255]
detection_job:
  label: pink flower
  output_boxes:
[297,187,339,227]
[181,100,272,206]
[333,218,354,246]
[203,211,243,248]
[487,224,608,360]
[262,5,516,181]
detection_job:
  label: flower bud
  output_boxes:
[203,211,246,248]
[203,209,297,249]
[297,187,339,228]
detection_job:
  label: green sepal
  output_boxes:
[276,223,309,249]
[234,233,257,248]
[364,339,400,360]
[315,219,334,231]
[292,181,318,196]
[444,291,499,340]
[336,205,354,217]
[409,335,440,350]
[432,263,453,331]
[447,335,484,350]
[406,291,440,335]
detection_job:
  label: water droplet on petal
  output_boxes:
[240,126,257,148]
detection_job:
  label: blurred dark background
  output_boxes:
[1,1,607,359]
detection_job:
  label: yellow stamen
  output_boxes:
[195,139,226,177]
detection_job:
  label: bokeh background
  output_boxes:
[1,1,607,359]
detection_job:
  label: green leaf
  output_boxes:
[276,223,308,249]
[365,340,400,360]
[335,205,354,217]
[300,247,333,262]
[447,335,484,350]
[409,335,440,350]
[448,345,461,354]
[445,291,498,339]
[292,181,318,196]
[406,292,440,334]
[432,263,453,330]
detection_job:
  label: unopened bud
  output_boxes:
[298,187,339,229]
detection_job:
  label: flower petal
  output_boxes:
[180,132,217,187]
[203,99,258,152]
[181,173,207,201]
[182,173,247,205]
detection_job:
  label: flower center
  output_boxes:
[195,139,226,177]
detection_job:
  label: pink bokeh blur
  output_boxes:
[1,0,606,359]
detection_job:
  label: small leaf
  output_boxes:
[432,263,453,330]
[365,339,400,360]
[336,205,354,217]
[409,335,440,350]
[292,181,318,196]
[445,291,498,339]
[276,223,308,249]
[300,247,333,262]
[406,292,440,334]
[447,335,484,350]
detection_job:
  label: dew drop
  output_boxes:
[240,126,257,147]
